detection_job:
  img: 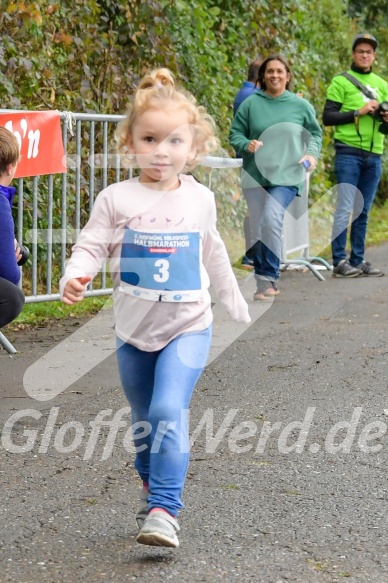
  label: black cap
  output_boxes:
[352,33,378,51]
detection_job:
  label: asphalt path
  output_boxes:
[1,245,388,583]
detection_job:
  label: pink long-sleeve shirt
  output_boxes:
[60,174,250,351]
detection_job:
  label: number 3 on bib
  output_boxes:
[153,259,170,283]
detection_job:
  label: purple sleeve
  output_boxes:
[0,195,20,285]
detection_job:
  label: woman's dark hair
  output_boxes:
[258,54,294,92]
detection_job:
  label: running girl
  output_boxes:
[60,68,250,548]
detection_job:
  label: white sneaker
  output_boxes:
[136,510,180,548]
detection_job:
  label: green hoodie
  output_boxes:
[229,91,322,192]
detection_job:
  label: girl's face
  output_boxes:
[128,106,197,190]
[263,60,290,97]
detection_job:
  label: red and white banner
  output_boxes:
[0,110,67,177]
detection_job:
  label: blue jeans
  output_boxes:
[332,152,382,266]
[244,185,298,282]
[116,326,212,517]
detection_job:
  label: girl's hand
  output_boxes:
[247,139,263,153]
[299,154,317,172]
[231,305,251,324]
[62,276,92,305]
[237,313,251,324]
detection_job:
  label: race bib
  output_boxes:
[119,227,202,302]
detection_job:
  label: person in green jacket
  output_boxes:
[323,33,388,278]
[229,54,322,301]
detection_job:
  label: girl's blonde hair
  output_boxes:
[115,68,219,170]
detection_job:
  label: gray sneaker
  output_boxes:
[354,261,384,277]
[135,486,148,529]
[136,511,180,548]
[332,260,361,278]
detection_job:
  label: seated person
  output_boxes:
[0,126,25,329]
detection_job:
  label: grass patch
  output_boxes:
[308,198,388,261]
[8,296,110,329]
[221,226,245,264]
[366,200,388,247]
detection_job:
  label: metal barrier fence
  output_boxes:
[15,112,130,303]
[282,177,331,279]
[0,110,328,353]
[0,111,129,353]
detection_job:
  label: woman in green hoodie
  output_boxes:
[229,54,322,301]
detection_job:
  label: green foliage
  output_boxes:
[1,0,387,228]
[0,0,132,112]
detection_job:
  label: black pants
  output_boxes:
[0,277,25,329]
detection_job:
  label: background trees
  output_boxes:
[1,0,387,211]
